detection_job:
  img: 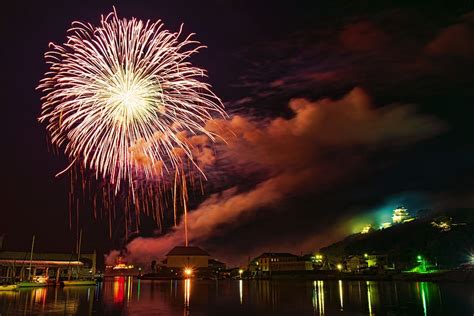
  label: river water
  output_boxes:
[0,277,472,315]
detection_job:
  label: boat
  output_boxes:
[16,236,48,288]
[16,280,47,287]
[62,279,96,286]
[62,230,97,286]
[105,256,139,277]
[0,284,18,291]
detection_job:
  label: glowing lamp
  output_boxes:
[184,267,193,277]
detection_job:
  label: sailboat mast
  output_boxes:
[76,229,82,280]
[28,235,35,280]
[77,229,82,261]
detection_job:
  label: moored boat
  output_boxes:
[61,230,97,287]
[62,279,96,286]
[16,235,48,288]
[0,284,18,291]
[16,281,47,288]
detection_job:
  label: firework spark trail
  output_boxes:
[38,9,226,238]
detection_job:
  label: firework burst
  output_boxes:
[38,9,225,237]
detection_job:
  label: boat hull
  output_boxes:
[62,280,96,286]
[17,281,47,288]
[0,284,18,291]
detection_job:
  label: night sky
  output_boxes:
[1,1,473,267]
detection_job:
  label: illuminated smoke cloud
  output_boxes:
[108,88,445,266]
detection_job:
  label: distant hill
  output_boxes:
[320,208,474,268]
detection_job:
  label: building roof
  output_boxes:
[259,252,298,258]
[209,258,225,265]
[165,246,210,257]
[0,251,95,266]
[0,251,90,267]
[0,259,83,267]
[0,251,94,262]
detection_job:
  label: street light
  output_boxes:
[337,264,343,271]
[416,255,427,273]
[184,267,193,278]
[239,269,244,279]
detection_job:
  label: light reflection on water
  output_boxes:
[0,278,472,315]
[184,278,191,312]
[367,281,373,315]
[338,279,343,311]
[312,280,325,315]
[239,279,243,305]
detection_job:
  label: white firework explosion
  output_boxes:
[38,9,225,194]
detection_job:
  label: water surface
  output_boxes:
[0,277,472,315]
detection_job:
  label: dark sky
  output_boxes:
[1,1,473,266]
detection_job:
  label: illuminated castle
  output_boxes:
[392,207,413,224]
[361,206,416,233]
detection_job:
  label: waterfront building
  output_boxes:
[208,258,226,270]
[249,252,313,274]
[345,255,368,272]
[164,246,210,268]
[364,253,391,269]
[270,259,314,271]
[252,253,298,272]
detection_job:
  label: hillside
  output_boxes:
[320,208,474,268]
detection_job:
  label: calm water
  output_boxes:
[0,278,472,315]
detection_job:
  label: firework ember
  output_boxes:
[37,9,225,235]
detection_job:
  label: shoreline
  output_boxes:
[126,269,474,283]
[252,269,474,282]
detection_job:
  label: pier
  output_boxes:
[0,251,96,284]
